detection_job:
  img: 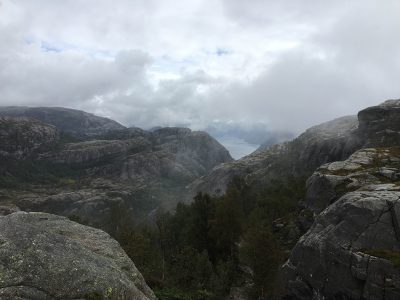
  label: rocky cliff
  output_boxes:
[282,147,400,299]
[0,211,156,300]
[0,108,232,226]
[0,117,58,159]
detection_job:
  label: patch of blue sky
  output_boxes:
[215,48,232,56]
[40,41,62,53]
[26,38,115,59]
[149,55,198,77]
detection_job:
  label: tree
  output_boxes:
[210,194,242,262]
[240,220,283,299]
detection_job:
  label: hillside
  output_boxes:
[0,107,232,228]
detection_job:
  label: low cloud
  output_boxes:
[1,0,400,150]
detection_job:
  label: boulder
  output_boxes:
[0,212,156,300]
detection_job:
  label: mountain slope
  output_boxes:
[191,100,400,198]
[189,115,361,196]
[0,106,126,138]
[0,109,232,227]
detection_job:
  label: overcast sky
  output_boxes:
[1,0,400,156]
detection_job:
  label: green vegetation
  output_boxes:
[0,158,82,188]
[364,249,400,267]
[108,176,306,299]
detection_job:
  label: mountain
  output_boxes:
[190,100,400,198]
[189,115,361,197]
[0,108,232,228]
[0,106,126,138]
[2,100,400,299]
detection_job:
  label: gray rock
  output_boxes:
[0,212,156,300]
[358,99,400,147]
[0,117,58,159]
[306,148,400,214]
[282,146,400,299]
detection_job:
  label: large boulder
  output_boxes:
[282,147,400,299]
[0,212,156,300]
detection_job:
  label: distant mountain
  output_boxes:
[0,106,126,138]
[204,121,294,158]
[0,108,232,227]
[189,115,361,197]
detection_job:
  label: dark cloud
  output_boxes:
[0,0,399,157]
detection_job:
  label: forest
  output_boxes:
[104,177,306,299]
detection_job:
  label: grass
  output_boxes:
[363,249,400,268]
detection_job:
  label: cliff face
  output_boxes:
[279,100,400,299]
[282,147,400,299]
[0,117,58,159]
[0,108,232,225]
[0,211,156,300]
[358,99,400,147]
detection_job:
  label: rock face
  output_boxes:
[0,106,125,138]
[282,147,400,299]
[0,211,156,300]
[358,99,400,147]
[0,107,232,225]
[0,117,58,159]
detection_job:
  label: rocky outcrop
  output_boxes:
[305,148,400,214]
[282,147,400,299]
[0,106,125,138]
[0,211,156,300]
[358,99,400,147]
[0,117,58,159]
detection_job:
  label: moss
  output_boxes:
[363,249,400,268]
[105,287,113,298]
[85,292,104,300]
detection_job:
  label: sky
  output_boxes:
[1,0,400,158]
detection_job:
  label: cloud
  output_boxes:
[0,0,400,152]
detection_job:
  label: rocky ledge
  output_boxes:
[0,212,156,300]
[282,147,400,299]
